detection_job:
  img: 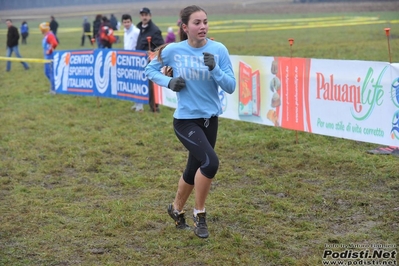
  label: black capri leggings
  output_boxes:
[173,117,219,185]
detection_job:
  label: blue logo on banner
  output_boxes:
[53,49,149,103]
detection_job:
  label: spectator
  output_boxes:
[92,14,102,48]
[122,13,142,112]
[81,17,92,46]
[39,22,58,93]
[110,14,118,30]
[20,21,29,44]
[49,16,59,42]
[110,14,120,43]
[165,27,176,43]
[136,7,165,113]
[98,16,115,49]
[5,19,29,72]
[145,5,236,238]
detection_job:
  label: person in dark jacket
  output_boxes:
[92,14,102,48]
[109,14,119,43]
[136,7,165,112]
[5,19,29,72]
[49,16,59,42]
[81,17,92,46]
[20,21,29,44]
[49,16,58,35]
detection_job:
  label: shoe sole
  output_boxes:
[167,204,190,230]
[194,229,209,238]
[167,204,178,222]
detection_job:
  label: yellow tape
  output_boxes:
[0,56,51,63]
[83,32,124,36]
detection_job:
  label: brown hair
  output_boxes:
[154,5,207,77]
[155,43,169,66]
[152,44,171,77]
[179,5,207,41]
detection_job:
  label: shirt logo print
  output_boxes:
[188,131,195,138]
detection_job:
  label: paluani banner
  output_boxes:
[153,56,399,147]
[51,49,399,146]
[52,49,149,103]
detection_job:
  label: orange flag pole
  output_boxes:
[288,38,294,57]
[384,28,392,64]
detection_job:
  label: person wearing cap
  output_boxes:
[136,7,165,112]
[39,22,58,93]
[5,19,29,72]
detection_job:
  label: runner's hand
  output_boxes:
[203,52,215,70]
[168,77,186,92]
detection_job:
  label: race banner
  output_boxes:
[155,56,399,147]
[51,49,399,146]
[52,49,149,103]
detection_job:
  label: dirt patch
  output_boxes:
[1,0,398,19]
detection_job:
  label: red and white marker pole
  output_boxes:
[384,28,392,64]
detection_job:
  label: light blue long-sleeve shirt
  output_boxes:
[145,39,236,119]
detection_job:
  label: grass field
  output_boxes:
[0,5,398,266]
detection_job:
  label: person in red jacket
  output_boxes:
[98,16,115,49]
[39,22,58,93]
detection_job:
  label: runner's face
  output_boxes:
[184,11,208,43]
[123,19,132,30]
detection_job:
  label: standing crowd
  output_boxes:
[90,8,167,112]
[5,10,177,102]
[5,16,59,94]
